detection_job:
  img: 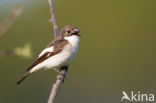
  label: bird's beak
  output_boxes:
[74,28,80,33]
[74,29,80,36]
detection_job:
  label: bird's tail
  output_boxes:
[16,72,30,85]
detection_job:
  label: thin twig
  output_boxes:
[48,0,59,37]
[0,5,22,37]
[48,67,68,103]
[0,50,14,57]
[47,0,68,103]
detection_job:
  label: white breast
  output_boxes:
[64,35,80,63]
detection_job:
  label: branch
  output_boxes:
[0,5,22,37]
[48,66,68,103]
[0,50,14,57]
[48,0,59,37]
[47,0,68,103]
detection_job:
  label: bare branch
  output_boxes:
[47,0,68,103]
[0,5,22,37]
[0,50,14,57]
[48,0,59,37]
[48,66,68,103]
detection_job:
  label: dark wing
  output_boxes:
[17,50,62,85]
[46,35,63,48]
[26,52,52,71]
[26,38,68,72]
[16,38,68,84]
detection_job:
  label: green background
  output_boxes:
[0,0,156,103]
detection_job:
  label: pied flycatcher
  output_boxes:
[17,25,80,84]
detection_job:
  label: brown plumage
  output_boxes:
[26,39,68,72]
[16,25,80,85]
[17,39,68,85]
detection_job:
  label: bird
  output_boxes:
[17,25,80,84]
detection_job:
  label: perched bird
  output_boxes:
[17,25,80,84]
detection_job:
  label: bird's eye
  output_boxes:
[67,31,71,33]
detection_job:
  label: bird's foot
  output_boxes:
[57,75,65,80]
[54,68,65,80]
[54,68,60,73]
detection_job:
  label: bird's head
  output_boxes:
[61,25,80,37]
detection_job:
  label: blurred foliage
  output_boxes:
[0,43,32,59]
[14,43,32,59]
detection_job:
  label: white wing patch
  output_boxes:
[38,46,54,58]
